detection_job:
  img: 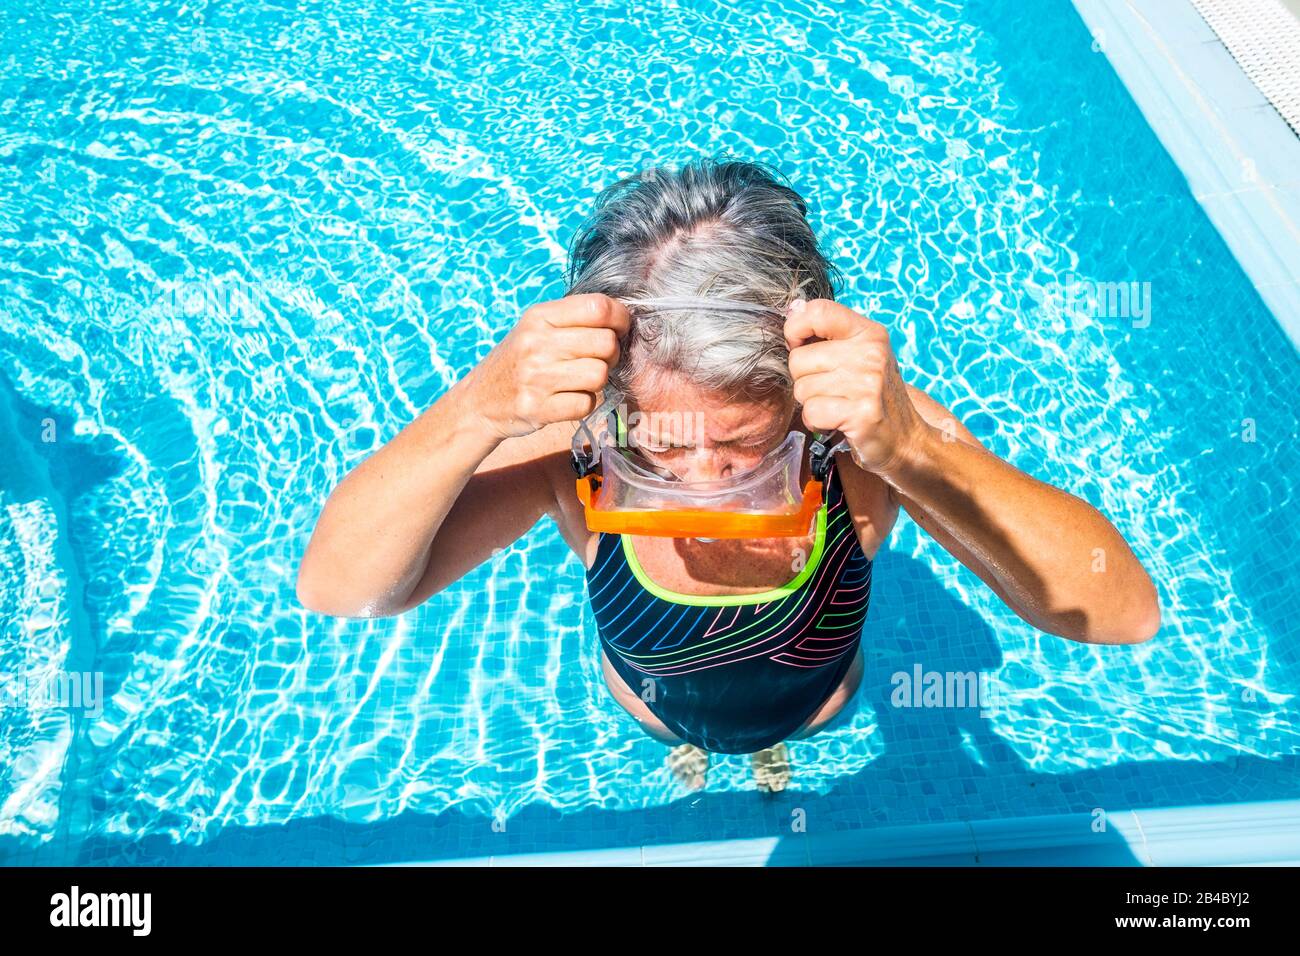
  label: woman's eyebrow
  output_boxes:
[719,419,789,443]
[638,426,778,447]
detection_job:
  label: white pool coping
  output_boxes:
[1070,0,1300,350]
[380,798,1300,866]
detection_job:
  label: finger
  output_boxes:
[783,299,872,350]
[549,357,611,394]
[541,391,600,424]
[788,338,856,379]
[550,326,621,365]
[536,294,631,336]
[798,395,854,433]
[791,368,867,408]
[789,336,894,382]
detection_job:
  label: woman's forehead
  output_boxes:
[625,396,793,444]
[627,372,788,412]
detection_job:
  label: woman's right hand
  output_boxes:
[464,293,631,440]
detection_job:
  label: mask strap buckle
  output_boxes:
[809,431,848,481]
[571,389,625,478]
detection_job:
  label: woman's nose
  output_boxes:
[676,447,734,482]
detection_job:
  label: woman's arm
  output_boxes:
[295,383,550,617]
[296,294,628,618]
[885,386,1160,645]
[786,297,1160,645]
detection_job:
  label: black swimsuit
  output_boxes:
[586,459,872,754]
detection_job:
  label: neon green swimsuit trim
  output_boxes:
[619,503,828,607]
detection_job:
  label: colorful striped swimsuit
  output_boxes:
[586,459,872,754]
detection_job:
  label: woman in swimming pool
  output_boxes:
[296,158,1160,792]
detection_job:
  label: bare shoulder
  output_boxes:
[831,453,899,559]
[472,417,566,474]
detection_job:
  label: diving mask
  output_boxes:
[570,389,847,539]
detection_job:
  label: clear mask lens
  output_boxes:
[595,430,808,516]
[572,383,837,537]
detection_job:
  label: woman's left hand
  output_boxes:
[785,298,926,476]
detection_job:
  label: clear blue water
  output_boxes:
[1,0,1297,866]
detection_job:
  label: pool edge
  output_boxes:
[1070,0,1300,351]
[372,798,1300,867]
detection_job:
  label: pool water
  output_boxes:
[1,0,1297,865]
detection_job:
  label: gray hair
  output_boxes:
[564,157,842,402]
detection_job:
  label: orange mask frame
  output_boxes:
[570,390,843,539]
[574,473,825,538]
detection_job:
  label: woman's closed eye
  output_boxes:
[623,446,685,479]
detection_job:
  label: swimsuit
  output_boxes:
[585,459,872,754]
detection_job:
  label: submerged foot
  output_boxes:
[667,743,709,790]
[751,742,791,793]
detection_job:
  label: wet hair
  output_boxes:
[564,156,841,402]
